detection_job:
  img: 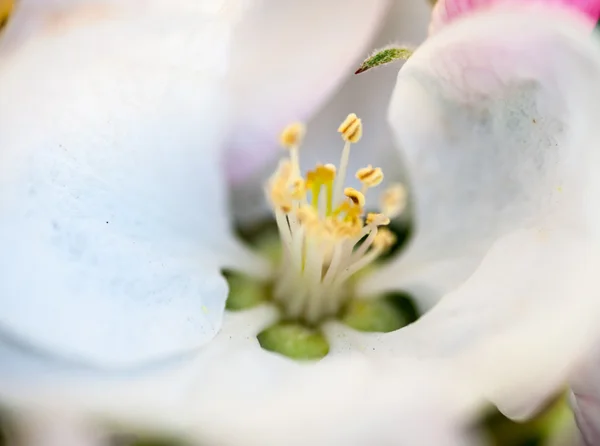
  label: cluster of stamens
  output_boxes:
[266,114,407,324]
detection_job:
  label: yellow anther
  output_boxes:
[318,164,336,182]
[332,219,362,239]
[324,163,337,175]
[296,207,332,239]
[373,228,397,251]
[381,183,407,218]
[344,187,365,207]
[338,113,362,143]
[306,164,335,188]
[269,183,292,213]
[334,200,362,220]
[280,122,306,149]
[0,0,13,28]
[356,165,384,188]
[266,114,404,324]
[296,206,320,226]
[290,178,306,200]
[366,213,390,226]
[272,160,293,184]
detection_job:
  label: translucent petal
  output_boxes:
[0,0,237,55]
[360,6,600,308]
[0,4,266,368]
[225,0,390,182]
[355,8,600,417]
[0,308,484,445]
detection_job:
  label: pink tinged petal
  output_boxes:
[360,4,600,310]
[225,0,391,183]
[430,0,600,34]
[0,3,266,369]
[570,390,600,446]
[357,8,600,417]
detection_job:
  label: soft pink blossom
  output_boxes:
[430,0,600,34]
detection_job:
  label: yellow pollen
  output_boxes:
[270,188,292,213]
[381,183,407,218]
[280,122,306,149]
[290,178,306,200]
[296,206,319,225]
[266,116,407,325]
[272,160,293,183]
[338,113,363,143]
[366,213,390,226]
[324,163,337,173]
[356,165,384,188]
[332,219,362,238]
[344,187,365,207]
[373,228,396,251]
[306,164,336,187]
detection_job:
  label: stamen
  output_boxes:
[356,165,384,188]
[267,116,403,325]
[332,114,363,206]
[280,122,306,148]
[373,227,397,250]
[381,183,408,218]
[280,122,306,179]
[338,113,363,143]
[366,212,390,226]
[344,187,365,207]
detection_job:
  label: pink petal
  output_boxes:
[430,0,600,34]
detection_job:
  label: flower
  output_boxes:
[2,0,600,445]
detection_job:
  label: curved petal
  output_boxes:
[352,8,600,418]
[336,230,600,417]
[360,5,600,309]
[0,307,484,445]
[0,1,242,55]
[225,0,391,183]
[430,0,600,35]
[0,3,266,369]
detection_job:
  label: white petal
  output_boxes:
[0,0,239,55]
[360,6,600,309]
[0,307,484,446]
[230,0,431,224]
[353,8,600,417]
[225,0,390,182]
[0,3,265,369]
[342,230,600,417]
